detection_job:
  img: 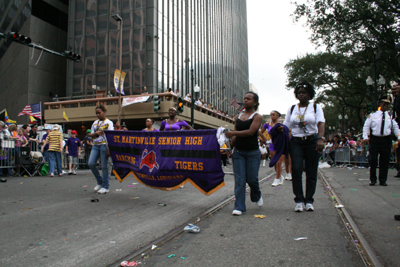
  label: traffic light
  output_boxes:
[63,50,81,61]
[7,31,31,44]
[367,103,372,114]
[177,97,184,113]
[153,95,160,113]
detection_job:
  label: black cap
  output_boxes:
[379,95,392,103]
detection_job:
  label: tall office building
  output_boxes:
[0,0,69,118]
[68,0,249,115]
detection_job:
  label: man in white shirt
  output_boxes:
[362,95,400,186]
[0,121,12,177]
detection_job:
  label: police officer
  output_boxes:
[391,82,400,177]
[362,95,400,186]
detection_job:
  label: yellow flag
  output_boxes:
[114,69,121,93]
[63,111,69,122]
[5,109,17,124]
[29,116,37,124]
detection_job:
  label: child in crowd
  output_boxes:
[66,130,81,175]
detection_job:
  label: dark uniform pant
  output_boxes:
[369,135,392,183]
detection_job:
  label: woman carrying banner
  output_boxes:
[88,104,114,194]
[225,92,263,216]
[142,118,159,132]
[160,107,193,131]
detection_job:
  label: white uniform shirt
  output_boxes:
[283,103,325,137]
[91,118,114,145]
[362,110,400,140]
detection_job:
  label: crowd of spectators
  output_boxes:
[324,132,370,167]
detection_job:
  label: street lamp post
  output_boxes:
[378,75,386,95]
[190,69,200,128]
[366,75,377,110]
[191,69,195,127]
[112,14,123,123]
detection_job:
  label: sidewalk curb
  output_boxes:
[318,169,382,267]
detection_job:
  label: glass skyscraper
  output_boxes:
[68,0,249,115]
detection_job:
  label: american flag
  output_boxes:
[18,103,41,119]
[230,99,242,110]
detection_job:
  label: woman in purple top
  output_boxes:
[142,118,160,132]
[160,107,193,131]
[260,110,286,187]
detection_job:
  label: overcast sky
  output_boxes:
[247,0,317,115]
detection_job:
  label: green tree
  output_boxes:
[286,0,400,132]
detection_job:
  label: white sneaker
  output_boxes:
[271,179,280,187]
[279,176,284,185]
[232,210,242,216]
[287,173,292,180]
[50,173,54,177]
[97,188,109,194]
[94,185,102,191]
[72,171,77,175]
[305,203,314,211]
[256,197,263,207]
[68,170,72,175]
[295,202,304,212]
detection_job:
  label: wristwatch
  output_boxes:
[317,136,326,140]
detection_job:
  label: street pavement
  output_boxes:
[0,163,399,267]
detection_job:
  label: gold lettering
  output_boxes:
[114,136,120,143]
[198,162,203,171]
[185,137,190,145]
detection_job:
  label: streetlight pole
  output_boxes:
[191,69,195,128]
[112,14,123,123]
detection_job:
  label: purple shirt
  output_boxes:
[42,133,49,151]
[263,123,275,152]
[142,128,160,132]
[66,137,81,157]
[160,120,189,131]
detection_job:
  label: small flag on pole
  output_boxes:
[114,70,121,94]
[114,69,126,95]
[63,111,69,122]
[5,109,17,125]
[29,116,37,124]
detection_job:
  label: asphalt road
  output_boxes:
[1,164,398,266]
[0,163,263,267]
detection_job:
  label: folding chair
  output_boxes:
[19,146,34,177]
[30,151,45,176]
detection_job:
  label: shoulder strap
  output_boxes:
[248,112,257,120]
[290,103,317,115]
[290,105,295,115]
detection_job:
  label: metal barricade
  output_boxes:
[28,140,40,152]
[334,146,351,166]
[0,139,18,176]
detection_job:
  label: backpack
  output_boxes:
[290,103,317,116]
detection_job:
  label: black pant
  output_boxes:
[289,136,320,204]
[369,135,391,183]
[221,153,227,167]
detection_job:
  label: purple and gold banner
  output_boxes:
[105,129,225,195]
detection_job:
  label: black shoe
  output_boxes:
[395,214,400,221]
[379,182,388,186]
[369,182,376,186]
[395,173,400,178]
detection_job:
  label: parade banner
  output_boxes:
[122,96,150,107]
[105,129,225,195]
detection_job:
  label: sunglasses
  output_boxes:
[296,84,308,89]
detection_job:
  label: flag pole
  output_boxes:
[40,101,43,128]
